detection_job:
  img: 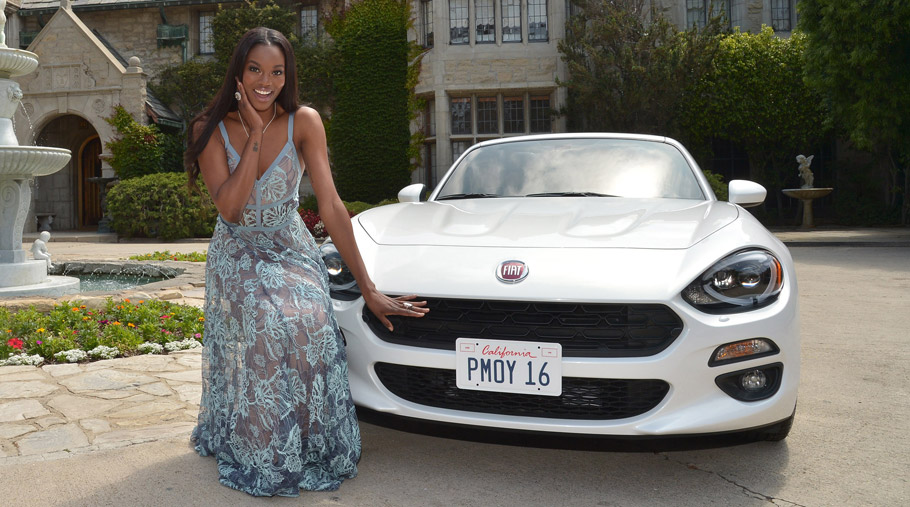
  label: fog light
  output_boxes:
[715,363,782,402]
[709,338,779,366]
[741,369,767,391]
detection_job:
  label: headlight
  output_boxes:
[318,241,357,291]
[682,250,783,313]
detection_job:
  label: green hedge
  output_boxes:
[327,0,415,203]
[107,172,217,241]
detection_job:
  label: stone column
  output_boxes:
[121,56,147,125]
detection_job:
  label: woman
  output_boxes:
[185,27,427,497]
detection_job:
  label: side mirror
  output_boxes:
[397,183,426,203]
[728,180,766,208]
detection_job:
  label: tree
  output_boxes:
[149,59,221,124]
[326,0,421,203]
[680,27,829,198]
[558,0,722,136]
[209,0,299,71]
[151,0,337,123]
[799,0,910,223]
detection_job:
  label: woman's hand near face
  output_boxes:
[235,78,264,133]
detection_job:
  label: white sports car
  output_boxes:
[321,133,798,440]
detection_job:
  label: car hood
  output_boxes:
[357,198,740,249]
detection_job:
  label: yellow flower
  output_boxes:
[127,323,136,328]
[80,305,86,309]
[112,321,122,326]
[36,328,45,333]
[82,317,90,321]
[198,317,205,322]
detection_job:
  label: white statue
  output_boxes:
[797,154,815,189]
[31,231,53,270]
[0,0,7,48]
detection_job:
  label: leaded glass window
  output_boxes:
[501,0,521,43]
[528,0,548,42]
[529,96,551,133]
[300,6,318,45]
[422,0,435,47]
[450,0,469,44]
[475,0,495,43]
[199,12,214,54]
[771,0,792,31]
[477,97,498,134]
[503,96,524,133]
[451,97,472,135]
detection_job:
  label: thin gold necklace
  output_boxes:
[238,102,277,137]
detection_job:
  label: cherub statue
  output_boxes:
[797,154,815,189]
[31,231,53,270]
[0,0,7,48]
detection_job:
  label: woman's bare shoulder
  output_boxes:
[293,106,326,141]
[293,106,322,125]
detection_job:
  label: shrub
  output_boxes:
[159,132,187,174]
[107,172,217,241]
[104,106,165,180]
[703,170,728,201]
[343,201,375,215]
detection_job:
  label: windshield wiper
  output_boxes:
[525,192,616,197]
[436,193,502,201]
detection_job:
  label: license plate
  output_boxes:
[455,338,562,396]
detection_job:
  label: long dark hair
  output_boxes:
[185,27,300,188]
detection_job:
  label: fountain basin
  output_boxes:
[0,274,79,298]
[0,146,73,177]
[0,259,47,287]
[782,187,833,229]
[0,49,38,79]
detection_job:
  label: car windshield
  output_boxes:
[435,138,705,200]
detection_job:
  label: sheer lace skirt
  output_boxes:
[192,216,361,497]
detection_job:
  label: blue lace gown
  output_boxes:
[192,114,361,497]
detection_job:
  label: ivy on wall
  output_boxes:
[327,0,421,203]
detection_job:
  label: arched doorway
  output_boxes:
[78,136,103,227]
[33,115,101,231]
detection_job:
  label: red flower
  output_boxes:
[7,338,23,350]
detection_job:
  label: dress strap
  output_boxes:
[217,121,240,161]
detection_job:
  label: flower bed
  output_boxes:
[129,250,208,262]
[1,298,204,366]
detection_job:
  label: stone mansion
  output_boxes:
[6,0,799,231]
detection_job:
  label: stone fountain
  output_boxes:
[0,11,77,297]
[782,155,833,229]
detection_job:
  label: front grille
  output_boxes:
[374,363,669,420]
[367,298,683,357]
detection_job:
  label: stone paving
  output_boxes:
[0,349,202,463]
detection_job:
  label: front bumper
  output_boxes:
[333,292,799,437]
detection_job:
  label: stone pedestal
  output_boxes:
[782,188,834,229]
